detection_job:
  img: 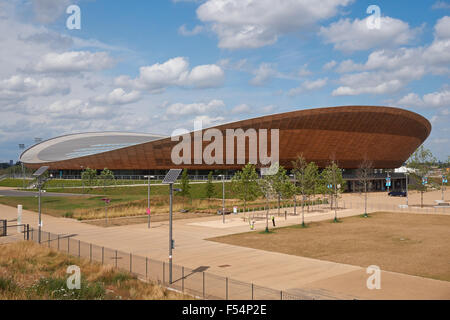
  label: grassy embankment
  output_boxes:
[0,241,190,300]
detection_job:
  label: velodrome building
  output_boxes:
[20,106,431,191]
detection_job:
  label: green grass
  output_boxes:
[0,178,30,188]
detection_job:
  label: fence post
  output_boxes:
[78,240,80,258]
[67,237,70,253]
[182,266,184,292]
[115,250,118,268]
[163,262,165,284]
[130,253,132,273]
[57,235,60,250]
[203,272,205,299]
[90,244,92,262]
[226,277,228,300]
[102,247,104,265]
[251,283,254,300]
[146,257,148,279]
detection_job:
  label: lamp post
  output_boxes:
[443,175,447,201]
[19,144,25,189]
[406,172,409,207]
[144,175,155,228]
[32,166,51,244]
[162,169,182,285]
[219,174,225,224]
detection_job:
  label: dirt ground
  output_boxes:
[209,212,450,282]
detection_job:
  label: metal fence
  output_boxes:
[21,228,304,300]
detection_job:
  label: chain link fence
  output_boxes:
[20,227,304,300]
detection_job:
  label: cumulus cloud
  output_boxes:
[35,99,113,120]
[288,78,328,96]
[320,16,418,52]
[332,17,450,96]
[0,75,70,105]
[115,57,224,93]
[31,0,74,24]
[196,0,352,49]
[399,90,450,109]
[432,1,450,9]
[166,99,225,116]
[92,88,141,106]
[27,51,115,73]
[250,63,278,86]
[323,60,337,70]
[435,16,450,39]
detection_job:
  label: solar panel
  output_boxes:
[33,166,49,177]
[162,169,182,184]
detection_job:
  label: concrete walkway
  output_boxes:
[0,190,449,300]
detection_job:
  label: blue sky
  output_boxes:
[0,0,449,162]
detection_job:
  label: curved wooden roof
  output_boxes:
[22,106,431,170]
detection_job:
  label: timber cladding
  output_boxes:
[23,106,431,170]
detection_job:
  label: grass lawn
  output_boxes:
[0,241,190,300]
[208,212,450,282]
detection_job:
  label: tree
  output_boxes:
[356,159,373,217]
[99,168,114,191]
[322,161,345,222]
[205,171,215,201]
[178,169,191,210]
[292,155,309,227]
[231,163,261,212]
[258,175,274,233]
[305,162,319,212]
[81,168,97,192]
[269,165,295,215]
[406,145,436,208]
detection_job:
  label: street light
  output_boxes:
[144,175,155,228]
[32,166,51,243]
[19,144,25,189]
[162,169,182,285]
[218,174,225,224]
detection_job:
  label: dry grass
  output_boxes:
[72,196,240,220]
[0,241,192,300]
[209,212,450,282]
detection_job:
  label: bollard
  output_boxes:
[17,205,22,233]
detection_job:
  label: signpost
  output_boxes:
[144,175,155,229]
[443,175,448,201]
[162,169,182,284]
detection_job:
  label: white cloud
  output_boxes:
[166,99,225,116]
[332,17,450,96]
[92,88,141,106]
[31,0,74,24]
[178,24,204,36]
[0,75,70,105]
[398,90,450,109]
[231,103,251,114]
[323,60,337,70]
[196,0,352,49]
[193,115,225,127]
[115,57,224,93]
[28,51,115,73]
[320,16,418,52]
[289,78,328,96]
[250,63,278,86]
[435,16,450,40]
[36,99,112,120]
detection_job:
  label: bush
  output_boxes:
[27,277,105,300]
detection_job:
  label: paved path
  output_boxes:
[1,190,450,300]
